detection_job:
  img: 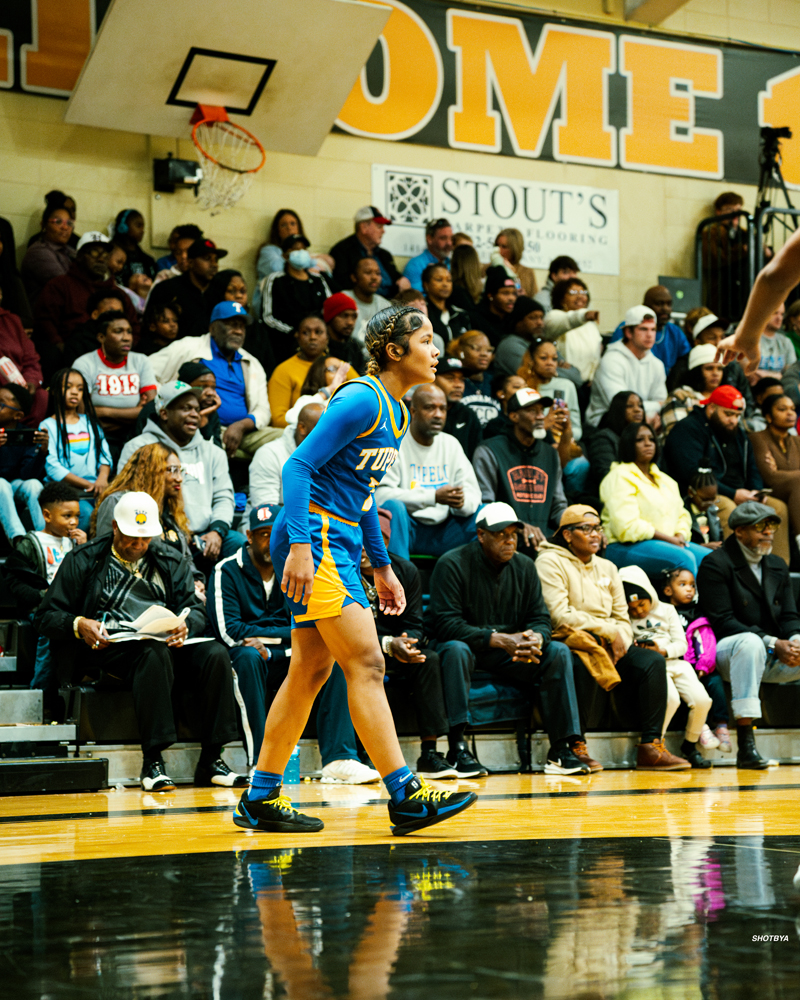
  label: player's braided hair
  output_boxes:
[364,305,425,375]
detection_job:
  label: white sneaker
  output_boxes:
[698,724,720,750]
[320,758,381,784]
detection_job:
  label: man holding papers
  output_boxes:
[35,491,247,792]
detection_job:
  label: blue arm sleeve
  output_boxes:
[361,501,390,569]
[282,383,380,544]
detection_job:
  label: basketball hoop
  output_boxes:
[191,105,266,214]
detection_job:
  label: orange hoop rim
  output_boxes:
[191,118,267,175]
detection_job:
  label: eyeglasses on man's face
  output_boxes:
[751,518,779,533]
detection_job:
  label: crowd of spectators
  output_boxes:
[2,188,800,788]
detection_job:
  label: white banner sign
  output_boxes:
[371,164,619,276]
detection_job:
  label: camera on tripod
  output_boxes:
[761,126,792,161]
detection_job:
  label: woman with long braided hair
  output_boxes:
[233,305,477,836]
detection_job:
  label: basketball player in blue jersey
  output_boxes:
[234,306,477,835]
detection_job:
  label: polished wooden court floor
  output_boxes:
[4,767,800,998]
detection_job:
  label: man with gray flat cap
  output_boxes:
[697,500,800,768]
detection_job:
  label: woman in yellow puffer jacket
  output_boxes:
[599,421,711,576]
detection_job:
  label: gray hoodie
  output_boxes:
[118,418,234,534]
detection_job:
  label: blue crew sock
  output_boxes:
[247,769,283,802]
[384,765,416,805]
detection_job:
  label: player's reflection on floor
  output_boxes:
[242,847,470,1000]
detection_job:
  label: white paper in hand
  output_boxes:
[107,606,190,642]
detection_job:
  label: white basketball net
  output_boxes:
[192,119,265,215]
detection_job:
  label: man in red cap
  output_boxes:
[323,292,367,375]
[663,384,791,562]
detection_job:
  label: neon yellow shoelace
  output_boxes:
[273,794,300,814]
[408,781,449,804]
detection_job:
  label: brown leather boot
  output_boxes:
[570,739,604,772]
[636,738,691,770]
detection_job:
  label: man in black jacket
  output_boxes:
[697,501,800,768]
[662,385,790,562]
[424,502,600,775]
[330,206,409,299]
[34,491,245,792]
[146,238,223,339]
[361,508,460,777]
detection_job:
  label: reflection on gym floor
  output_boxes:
[4,836,799,998]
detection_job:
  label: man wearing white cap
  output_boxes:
[330,206,410,298]
[35,491,245,792]
[586,306,668,427]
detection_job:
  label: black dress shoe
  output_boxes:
[681,741,712,769]
[736,725,769,770]
[195,758,249,787]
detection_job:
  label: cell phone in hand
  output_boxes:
[552,389,567,409]
[2,427,36,446]
[757,488,773,496]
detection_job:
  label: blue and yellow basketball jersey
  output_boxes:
[307,375,409,522]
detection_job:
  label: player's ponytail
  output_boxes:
[365,305,425,375]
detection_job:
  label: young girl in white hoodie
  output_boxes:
[619,565,713,768]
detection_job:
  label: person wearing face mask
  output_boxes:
[259,235,333,366]
[472,387,568,555]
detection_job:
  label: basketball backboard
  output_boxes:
[65,0,391,157]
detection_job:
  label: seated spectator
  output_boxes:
[204,268,248,314]
[330,206,408,299]
[150,224,205,291]
[543,277,602,383]
[112,209,157,284]
[473,387,567,554]
[686,312,756,421]
[424,502,601,776]
[21,205,76,303]
[0,289,47,424]
[323,293,368,375]
[610,286,690,377]
[35,491,247,791]
[517,336,582,441]
[360,508,457,778]
[750,393,800,554]
[486,228,538,298]
[586,306,667,427]
[207,502,378,782]
[256,210,334,289]
[119,380,245,566]
[481,373,526,439]
[660,344,723,438]
[746,302,795,385]
[0,218,33,330]
[744,375,783,433]
[422,263,471,345]
[697,501,800,769]
[495,296,544,377]
[684,467,723,549]
[260,236,334,365]
[267,313,356,428]
[146,238,223,340]
[40,369,111,531]
[449,242,483,311]
[4,482,85,714]
[283,357,352,428]
[663,385,791,562]
[138,301,180,356]
[535,505,688,771]
[586,391,644,491]
[375,385,481,558]
[601,422,710,576]
[135,360,222,447]
[536,255,579,313]
[343,257,391,341]
[250,402,323,505]
[619,566,712,769]
[433,356,482,460]
[448,331,500,426]
[149,301,279,459]
[470,266,517,346]
[404,217,453,292]
[33,232,139,380]
[91,442,198,577]
[0,385,48,543]
[74,311,157,465]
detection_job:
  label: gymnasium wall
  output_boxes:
[2,0,800,326]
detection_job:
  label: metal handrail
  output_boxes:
[755,206,800,272]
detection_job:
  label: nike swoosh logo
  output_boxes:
[455,422,466,428]
[236,804,260,827]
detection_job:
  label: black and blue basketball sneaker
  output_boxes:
[233,788,324,833]
[388,776,477,836]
